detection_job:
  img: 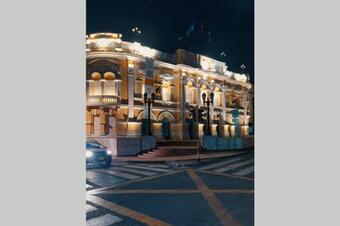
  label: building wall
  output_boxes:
[86,33,253,140]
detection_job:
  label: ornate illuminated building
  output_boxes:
[86,33,253,140]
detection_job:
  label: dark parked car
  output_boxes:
[86,140,112,167]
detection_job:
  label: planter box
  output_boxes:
[202,136,217,150]
[202,136,254,151]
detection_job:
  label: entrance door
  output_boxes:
[161,118,171,140]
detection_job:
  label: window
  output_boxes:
[89,80,101,96]
[103,80,115,95]
[162,81,171,101]
[185,86,192,103]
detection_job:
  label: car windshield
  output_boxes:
[86,142,103,149]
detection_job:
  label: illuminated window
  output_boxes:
[214,93,222,107]
[103,80,115,96]
[162,81,171,101]
[89,80,101,96]
[185,86,192,103]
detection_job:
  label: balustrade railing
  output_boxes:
[87,95,118,105]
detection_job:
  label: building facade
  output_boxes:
[86,33,253,140]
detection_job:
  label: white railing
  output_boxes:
[87,95,118,105]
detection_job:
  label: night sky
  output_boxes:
[87,0,254,83]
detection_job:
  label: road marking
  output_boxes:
[195,169,254,181]
[187,169,241,226]
[100,189,200,194]
[86,204,97,213]
[198,157,244,170]
[87,195,171,226]
[212,189,254,194]
[234,166,254,176]
[86,171,121,187]
[110,166,158,176]
[140,163,170,168]
[99,189,252,194]
[87,170,187,195]
[86,184,93,190]
[86,213,122,226]
[214,159,254,173]
[122,164,173,173]
[95,169,141,180]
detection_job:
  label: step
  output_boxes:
[137,153,156,159]
[141,153,158,157]
[157,146,198,150]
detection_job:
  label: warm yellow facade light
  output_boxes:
[132,42,156,58]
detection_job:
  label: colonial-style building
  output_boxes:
[86,33,253,141]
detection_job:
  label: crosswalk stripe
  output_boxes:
[86,171,123,187]
[86,214,122,226]
[95,169,141,180]
[214,159,254,173]
[122,164,173,173]
[110,166,158,176]
[86,184,93,190]
[86,204,97,213]
[233,166,254,176]
[139,163,170,168]
[199,157,244,170]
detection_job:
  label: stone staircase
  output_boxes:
[137,140,199,159]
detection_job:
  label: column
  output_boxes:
[108,109,116,136]
[196,86,201,106]
[93,111,101,137]
[180,76,186,139]
[221,86,227,137]
[209,89,214,135]
[196,86,201,139]
[128,74,135,119]
[242,90,249,136]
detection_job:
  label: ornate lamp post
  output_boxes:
[144,92,156,135]
[202,92,214,136]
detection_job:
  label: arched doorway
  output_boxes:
[158,111,175,140]
[161,118,171,140]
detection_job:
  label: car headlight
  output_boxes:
[106,150,112,155]
[86,150,93,158]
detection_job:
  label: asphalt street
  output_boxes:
[86,152,254,226]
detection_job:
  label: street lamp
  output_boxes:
[202,92,214,136]
[144,92,156,135]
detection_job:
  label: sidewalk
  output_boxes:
[112,149,253,163]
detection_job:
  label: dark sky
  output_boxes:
[87,0,254,82]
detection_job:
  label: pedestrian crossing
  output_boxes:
[86,162,176,190]
[86,184,93,190]
[198,154,254,177]
[86,203,122,226]
[87,213,122,226]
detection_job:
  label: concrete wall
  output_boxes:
[87,136,156,156]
